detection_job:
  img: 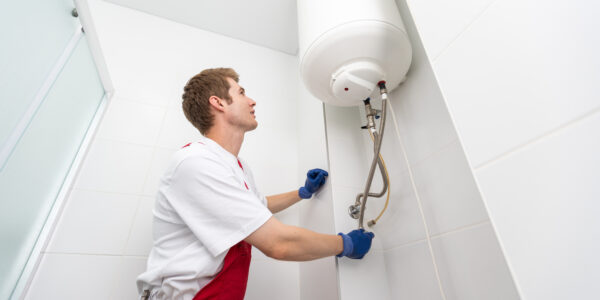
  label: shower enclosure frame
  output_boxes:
[6,1,114,298]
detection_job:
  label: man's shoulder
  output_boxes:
[172,143,229,173]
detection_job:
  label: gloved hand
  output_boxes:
[336,229,375,259]
[298,168,329,199]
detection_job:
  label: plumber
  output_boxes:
[137,68,374,300]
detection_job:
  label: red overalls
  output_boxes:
[193,241,252,300]
[181,142,253,300]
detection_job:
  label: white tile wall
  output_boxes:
[110,256,148,300]
[411,140,488,235]
[142,147,176,196]
[246,260,300,300]
[368,167,427,249]
[408,0,600,298]
[406,0,496,60]
[384,241,443,300]
[274,203,300,227]
[337,250,392,300]
[324,104,365,142]
[386,26,459,165]
[74,138,154,194]
[298,258,338,300]
[25,253,122,300]
[239,134,299,196]
[298,184,334,234]
[432,0,600,167]
[431,223,519,300]
[322,1,519,299]
[324,105,371,190]
[475,111,600,300]
[297,83,339,300]
[155,107,202,149]
[47,189,138,255]
[95,95,167,146]
[327,135,371,190]
[124,196,155,256]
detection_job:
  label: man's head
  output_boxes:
[182,68,257,135]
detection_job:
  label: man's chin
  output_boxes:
[247,122,258,131]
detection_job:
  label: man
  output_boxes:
[137,68,374,299]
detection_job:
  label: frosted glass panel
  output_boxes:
[0,36,105,299]
[0,0,79,150]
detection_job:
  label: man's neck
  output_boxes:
[205,127,245,157]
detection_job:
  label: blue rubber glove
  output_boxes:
[298,168,329,199]
[336,229,375,259]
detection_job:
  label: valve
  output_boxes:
[348,204,361,219]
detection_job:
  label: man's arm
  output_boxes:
[266,191,302,214]
[265,168,329,214]
[245,217,343,261]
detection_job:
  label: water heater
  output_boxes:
[298,0,412,106]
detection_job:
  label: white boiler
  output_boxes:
[297,0,412,106]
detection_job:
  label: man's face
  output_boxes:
[223,77,258,131]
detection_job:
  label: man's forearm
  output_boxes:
[245,217,343,261]
[275,225,344,261]
[266,190,302,213]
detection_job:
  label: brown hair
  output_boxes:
[182,68,239,134]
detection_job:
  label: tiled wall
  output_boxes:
[296,75,340,300]
[323,0,519,299]
[24,1,302,299]
[408,0,600,298]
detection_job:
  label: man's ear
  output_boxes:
[208,96,225,112]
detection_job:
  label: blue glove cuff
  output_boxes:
[336,233,353,257]
[298,187,312,199]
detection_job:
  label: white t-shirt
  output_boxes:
[136,137,272,300]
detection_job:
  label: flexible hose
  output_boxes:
[357,98,386,229]
[367,130,390,227]
[357,82,389,229]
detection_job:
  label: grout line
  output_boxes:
[382,238,429,252]
[72,187,146,198]
[378,220,491,253]
[139,146,159,198]
[156,145,179,151]
[43,251,147,259]
[385,100,448,300]
[382,93,458,169]
[111,93,171,109]
[429,220,490,239]
[410,138,459,168]
[474,106,600,172]
[121,255,148,259]
[93,135,177,151]
[121,194,145,256]
[153,98,172,146]
[431,0,501,63]
[95,136,156,148]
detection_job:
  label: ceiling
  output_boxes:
[104,0,299,55]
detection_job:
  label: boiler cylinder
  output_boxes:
[297,0,412,106]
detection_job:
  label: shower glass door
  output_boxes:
[0,0,106,298]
